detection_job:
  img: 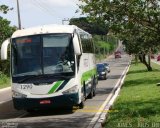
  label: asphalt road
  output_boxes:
[0,53,131,128]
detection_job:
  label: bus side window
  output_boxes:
[81,34,94,53]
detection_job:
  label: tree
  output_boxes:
[0,4,16,75]
[79,0,160,71]
[69,17,108,35]
[0,5,12,14]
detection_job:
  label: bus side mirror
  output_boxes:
[1,39,10,60]
[73,34,81,55]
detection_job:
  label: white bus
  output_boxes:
[1,24,98,111]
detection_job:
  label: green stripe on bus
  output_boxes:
[48,81,63,94]
[81,68,97,85]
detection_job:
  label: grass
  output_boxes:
[0,72,10,89]
[105,62,160,128]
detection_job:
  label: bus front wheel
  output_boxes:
[79,100,85,109]
[79,84,86,109]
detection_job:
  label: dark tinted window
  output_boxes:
[12,36,42,76]
[97,64,105,71]
[12,34,75,77]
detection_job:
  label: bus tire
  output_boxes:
[79,100,85,109]
[93,87,96,96]
[93,78,96,96]
[79,82,86,109]
[88,89,93,99]
[79,93,85,109]
[88,80,94,99]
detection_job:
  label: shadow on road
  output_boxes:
[23,108,74,118]
[0,101,76,119]
[0,101,26,119]
[17,114,93,128]
[108,75,121,79]
[96,87,114,96]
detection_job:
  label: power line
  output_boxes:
[30,0,53,16]
[29,0,55,17]
[35,0,55,16]
[38,0,55,13]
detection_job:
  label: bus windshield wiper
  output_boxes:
[17,75,44,83]
[45,73,73,79]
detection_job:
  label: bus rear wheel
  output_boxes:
[93,78,96,96]
[88,78,96,99]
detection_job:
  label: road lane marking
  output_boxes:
[75,109,119,113]
[87,78,121,128]
[87,61,131,128]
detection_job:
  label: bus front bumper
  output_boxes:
[13,93,79,110]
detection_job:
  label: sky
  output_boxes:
[0,0,83,28]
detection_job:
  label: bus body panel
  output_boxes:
[13,93,79,110]
[12,78,76,97]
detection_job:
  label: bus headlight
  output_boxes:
[12,91,27,98]
[63,85,78,94]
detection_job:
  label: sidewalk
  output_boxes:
[0,87,11,104]
[0,87,11,93]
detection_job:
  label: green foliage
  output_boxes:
[0,17,16,44]
[0,71,10,89]
[106,62,160,128]
[0,5,12,14]
[79,0,160,70]
[69,17,108,35]
[79,0,160,54]
[0,18,16,75]
[93,35,117,61]
[0,5,16,76]
[69,17,117,60]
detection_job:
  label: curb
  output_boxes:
[0,87,11,93]
[87,61,131,128]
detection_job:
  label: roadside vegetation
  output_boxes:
[93,35,117,61]
[79,0,160,71]
[0,72,10,89]
[69,17,118,61]
[0,5,16,88]
[105,62,160,128]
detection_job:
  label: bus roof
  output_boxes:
[12,24,91,38]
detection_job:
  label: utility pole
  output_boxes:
[16,0,21,29]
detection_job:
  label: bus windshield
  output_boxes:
[12,34,75,77]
